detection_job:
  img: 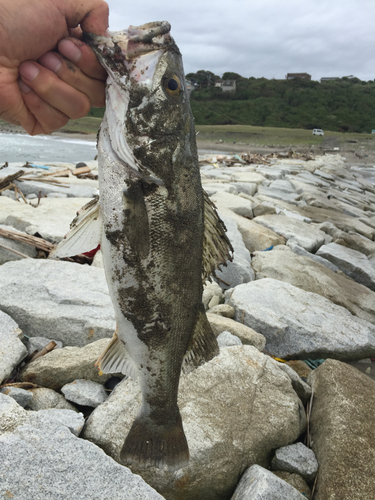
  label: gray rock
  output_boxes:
[34,408,85,436]
[217,331,242,347]
[14,178,98,198]
[231,182,258,196]
[0,259,116,346]
[309,359,375,500]
[226,278,375,360]
[215,213,255,289]
[257,186,300,205]
[274,362,312,404]
[272,471,312,499]
[0,392,28,434]
[272,442,318,482]
[25,336,63,355]
[207,313,266,350]
[26,387,78,411]
[252,202,277,217]
[61,379,108,407]
[253,214,327,252]
[0,224,37,264]
[84,346,306,500]
[202,281,223,310]
[0,310,27,384]
[19,338,113,390]
[231,464,306,500]
[317,242,375,291]
[0,417,164,499]
[287,240,339,272]
[0,387,33,407]
[0,196,94,242]
[211,191,253,218]
[251,245,375,325]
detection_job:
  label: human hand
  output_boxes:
[0,0,109,135]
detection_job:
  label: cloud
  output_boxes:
[106,0,375,81]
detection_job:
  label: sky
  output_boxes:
[105,0,375,82]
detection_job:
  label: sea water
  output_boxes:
[0,132,97,164]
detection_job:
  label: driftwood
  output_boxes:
[0,227,55,253]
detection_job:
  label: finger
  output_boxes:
[38,52,105,107]
[58,38,107,81]
[18,81,69,135]
[19,61,91,119]
[64,0,109,35]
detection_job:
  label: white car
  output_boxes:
[312,129,324,136]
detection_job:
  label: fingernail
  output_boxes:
[38,52,62,73]
[19,62,39,82]
[18,80,31,93]
[58,39,82,63]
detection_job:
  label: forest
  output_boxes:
[88,71,375,134]
[186,71,375,133]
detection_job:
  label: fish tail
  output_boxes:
[120,412,189,471]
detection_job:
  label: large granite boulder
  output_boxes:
[84,346,306,500]
[0,310,27,384]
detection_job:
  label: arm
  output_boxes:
[0,0,108,135]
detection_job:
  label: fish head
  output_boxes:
[84,22,197,186]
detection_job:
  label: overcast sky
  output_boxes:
[106,0,374,82]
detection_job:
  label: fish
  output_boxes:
[50,21,232,471]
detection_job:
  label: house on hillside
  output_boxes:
[215,79,223,88]
[286,73,311,80]
[222,80,236,93]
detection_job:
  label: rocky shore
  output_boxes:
[1,151,375,499]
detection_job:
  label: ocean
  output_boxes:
[0,132,97,164]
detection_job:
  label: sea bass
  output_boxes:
[51,21,232,471]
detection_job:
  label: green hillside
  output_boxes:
[187,72,375,133]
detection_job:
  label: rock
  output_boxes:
[309,359,375,500]
[226,278,375,360]
[207,313,266,351]
[0,310,28,384]
[25,336,63,354]
[272,442,318,482]
[211,191,253,218]
[84,346,306,500]
[251,245,375,325]
[0,224,37,264]
[14,177,98,199]
[217,331,242,347]
[0,259,116,346]
[0,196,93,242]
[218,207,286,253]
[0,392,28,434]
[202,281,223,310]
[215,213,255,289]
[257,185,300,204]
[0,387,33,407]
[287,240,339,272]
[272,471,312,499]
[252,202,277,217]
[0,412,164,499]
[231,464,307,500]
[61,379,108,407]
[333,232,375,257]
[317,242,375,291]
[231,182,258,196]
[274,362,312,404]
[19,338,113,390]
[206,304,235,318]
[35,408,85,436]
[26,387,78,411]
[252,214,327,252]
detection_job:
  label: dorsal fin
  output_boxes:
[49,197,102,259]
[203,190,233,282]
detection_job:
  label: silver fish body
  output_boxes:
[86,22,221,471]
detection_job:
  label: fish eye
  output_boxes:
[164,75,181,96]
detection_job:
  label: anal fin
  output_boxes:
[120,411,189,472]
[96,329,138,379]
[182,304,219,374]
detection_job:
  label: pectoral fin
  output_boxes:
[182,305,219,373]
[49,197,102,259]
[203,190,233,282]
[95,330,139,379]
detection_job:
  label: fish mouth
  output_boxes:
[83,21,174,66]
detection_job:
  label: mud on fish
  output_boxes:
[51,21,232,471]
